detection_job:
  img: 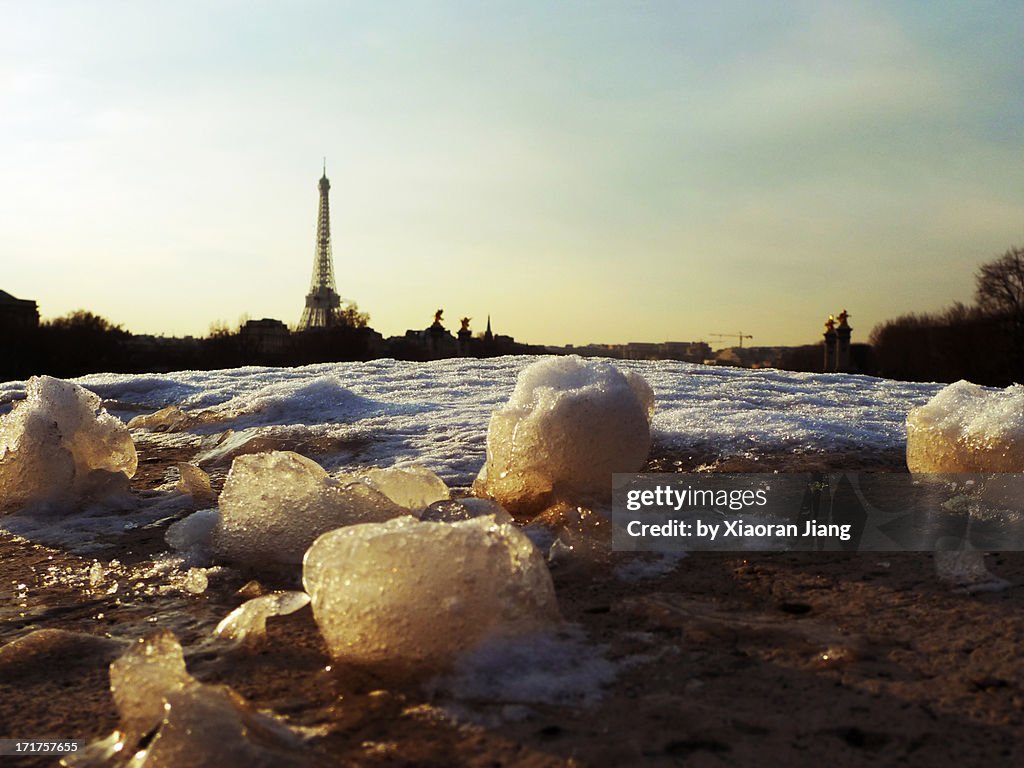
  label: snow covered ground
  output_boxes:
[1,356,941,485]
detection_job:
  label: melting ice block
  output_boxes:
[907,380,1024,473]
[175,462,216,503]
[474,357,653,514]
[905,381,1020,592]
[212,451,408,565]
[0,376,137,512]
[303,516,560,669]
[361,464,449,511]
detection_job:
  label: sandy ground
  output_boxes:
[1,443,1023,767]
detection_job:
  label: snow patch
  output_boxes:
[0,376,136,513]
[474,357,653,514]
[907,380,1024,473]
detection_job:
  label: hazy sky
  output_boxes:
[3,1,1023,346]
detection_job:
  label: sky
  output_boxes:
[2,1,1023,347]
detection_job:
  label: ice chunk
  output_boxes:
[110,630,192,744]
[421,496,512,524]
[360,464,449,512]
[473,357,653,514]
[213,451,408,565]
[906,382,1018,591]
[214,591,311,646]
[906,380,1024,473]
[175,462,216,503]
[303,516,560,669]
[101,630,308,766]
[237,579,265,599]
[0,376,137,512]
[524,501,611,565]
[128,405,194,433]
[137,683,308,767]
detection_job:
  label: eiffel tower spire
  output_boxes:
[298,164,342,330]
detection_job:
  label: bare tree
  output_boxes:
[976,245,1024,378]
[976,246,1024,319]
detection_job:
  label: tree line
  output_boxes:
[870,246,1024,385]
[1,305,376,382]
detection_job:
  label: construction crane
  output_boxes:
[710,332,753,348]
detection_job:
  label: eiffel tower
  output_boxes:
[298,162,342,330]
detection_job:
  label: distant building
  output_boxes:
[546,340,710,363]
[386,312,541,360]
[388,309,458,360]
[241,318,290,356]
[0,290,39,331]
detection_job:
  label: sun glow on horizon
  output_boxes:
[3,2,1023,347]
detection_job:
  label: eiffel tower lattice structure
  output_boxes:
[298,164,342,330]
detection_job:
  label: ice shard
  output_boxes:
[303,516,560,668]
[214,591,311,646]
[212,451,408,565]
[360,464,449,512]
[101,630,308,766]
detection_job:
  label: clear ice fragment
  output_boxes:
[303,516,560,669]
[214,591,311,646]
[109,630,192,744]
[99,630,308,767]
[360,464,449,512]
[213,451,408,565]
[139,683,308,767]
[175,462,216,503]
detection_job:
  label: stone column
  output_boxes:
[835,310,852,372]
[457,328,472,356]
[823,317,837,372]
